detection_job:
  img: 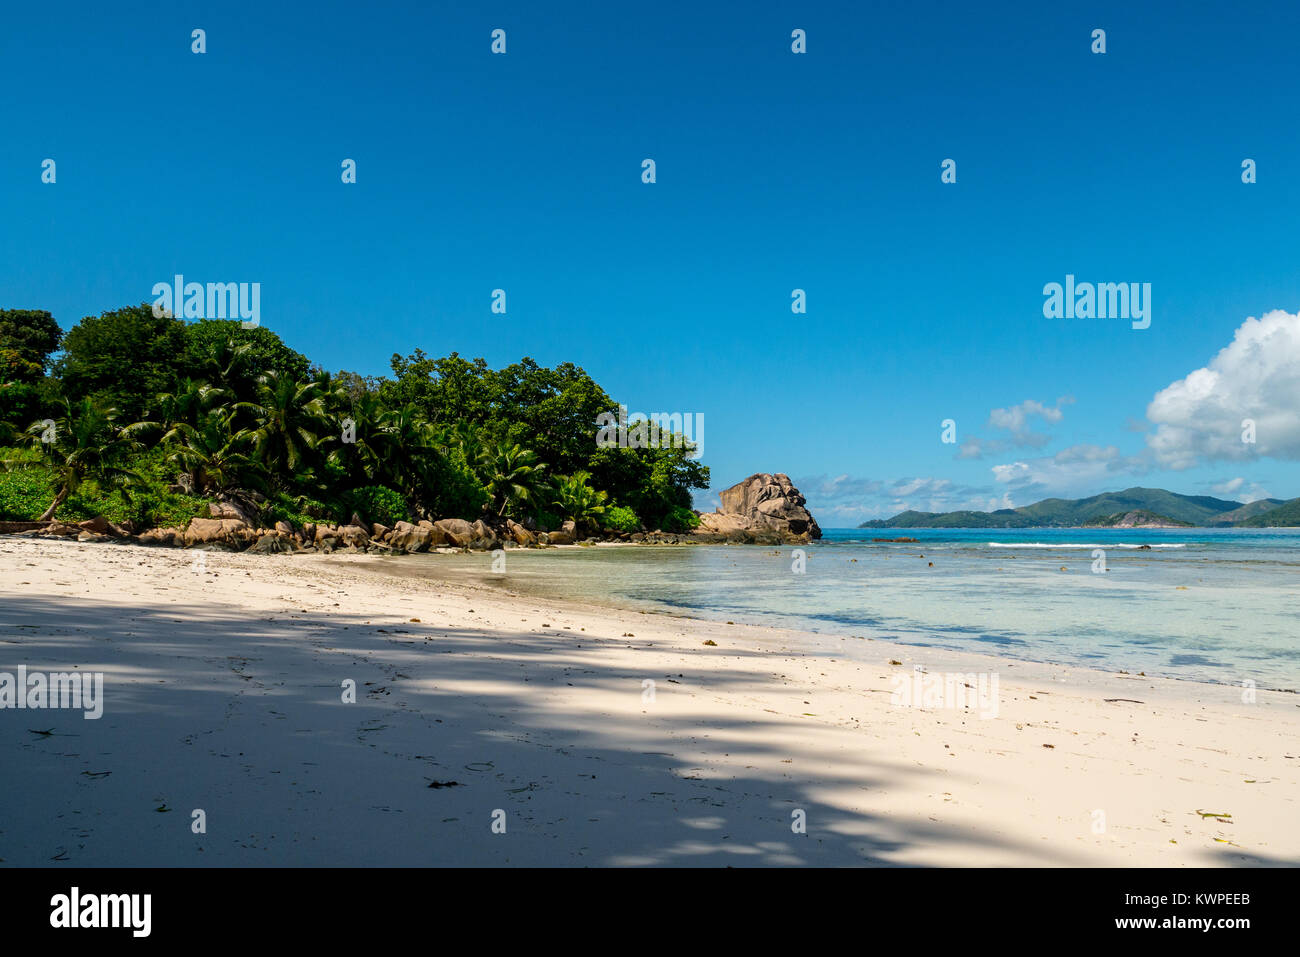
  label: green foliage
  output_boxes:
[264,491,340,528]
[19,396,144,521]
[180,321,311,403]
[603,505,640,533]
[0,309,62,369]
[56,304,186,422]
[0,444,206,527]
[1,301,718,535]
[552,471,608,529]
[238,370,332,486]
[343,485,408,527]
[0,446,55,520]
[532,509,562,532]
[477,440,545,519]
[589,442,709,530]
[660,505,701,532]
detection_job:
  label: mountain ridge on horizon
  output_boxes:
[856,486,1300,529]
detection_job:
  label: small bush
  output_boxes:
[265,492,340,528]
[343,485,408,527]
[660,505,701,532]
[0,447,56,519]
[603,505,641,534]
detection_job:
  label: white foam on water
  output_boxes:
[986,542,1187,549]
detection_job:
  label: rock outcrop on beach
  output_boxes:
[695,473,821,544]
[2,474,825,553]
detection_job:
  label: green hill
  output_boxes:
[1237,498,1300,527]
[860,487,1251,529]
[1081,509,1193,528]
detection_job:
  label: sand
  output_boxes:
[1,536,1296,866]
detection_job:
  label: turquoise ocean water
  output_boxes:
[408,528,1300,691]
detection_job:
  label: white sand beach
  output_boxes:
[2,536,1297,867]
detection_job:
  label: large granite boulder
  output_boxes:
[434,519,476,547]
[185,517,257,548]
[390,520,436,552]
[696,473,821,543]
[505,519,536,547]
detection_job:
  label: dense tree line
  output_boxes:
[0,305,708,533]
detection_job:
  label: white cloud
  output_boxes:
[1147,309,1300,468]
[989,397,1069,432]
[791,474,1002,524]
[1209,477,1271,502]
[961,397,1073,458]
[991,444,1146,497]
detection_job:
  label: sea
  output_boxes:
[401,527,1300,691]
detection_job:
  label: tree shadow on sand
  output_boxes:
[2,588,1287,867]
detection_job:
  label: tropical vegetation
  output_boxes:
[0,305,709,534]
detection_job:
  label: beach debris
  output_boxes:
[703,639,717,646]
[410,617,421,622]
[426,780,461,789]
[622,632,634,637]
[80,770,111,778]
[889,659,902,666]
[1041,744,1055,749]
[1195,809,1233,822]
[28,728,55,737]
[1104,698,1145,704]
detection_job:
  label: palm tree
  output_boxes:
[18,397,142,521]
[157,406,265,494]
[478,440,545,519]
[149,378,229,431]
[237,371,331,483]
[552,471,608,532]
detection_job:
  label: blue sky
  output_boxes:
[4,1,1300,525]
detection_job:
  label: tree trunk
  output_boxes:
[38,485,71,522]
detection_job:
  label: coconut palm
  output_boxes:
[157,406,265,494]
[237,371,331,482]
[151,378,229,430]
[552,471,608,532]
[19,397,142,521]
[478,440,545,518]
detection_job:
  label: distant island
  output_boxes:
[859,487,1300,529]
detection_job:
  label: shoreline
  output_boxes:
[2,536,1297,866]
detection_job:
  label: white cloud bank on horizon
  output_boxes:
[794,473,1011,524]
[1147,309,1300,469]
[990,443,1147,498]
